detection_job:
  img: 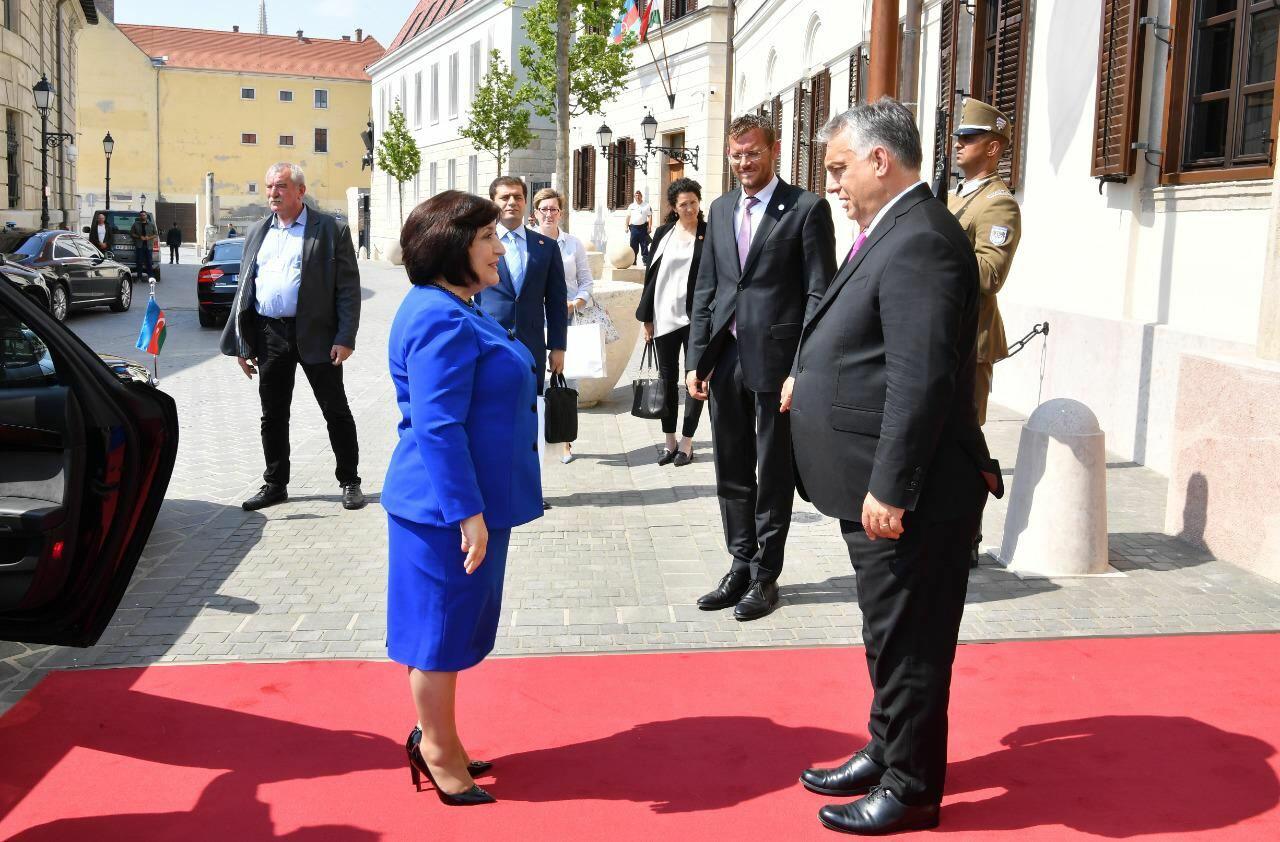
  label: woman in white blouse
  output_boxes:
[635,178,707,466]
[533,188,594,464]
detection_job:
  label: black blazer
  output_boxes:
[790,183,999,522]
[635,219,707,324]
[687,179,836,392]
[88,224,117,254]
[219,207,361,365]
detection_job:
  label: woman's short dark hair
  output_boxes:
[664,177,704,224]
[401,190,501,287]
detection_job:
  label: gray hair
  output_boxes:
[817,96,922,171]
[265,162,306,186]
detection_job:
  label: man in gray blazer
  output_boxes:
[220,162,364,512]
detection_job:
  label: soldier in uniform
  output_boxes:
[948,98,1021,426]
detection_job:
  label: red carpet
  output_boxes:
[1,634,1278,840]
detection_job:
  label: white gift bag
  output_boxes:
[563,315,607,379]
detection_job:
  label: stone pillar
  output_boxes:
[868,0,901,101]
[998,399,1110,575]
[1257,174,1280,361]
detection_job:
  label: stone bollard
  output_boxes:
[575,279,642,407]
[998,398,1110,575]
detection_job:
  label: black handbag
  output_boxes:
[543,373,579,443]
[630,341,667,420]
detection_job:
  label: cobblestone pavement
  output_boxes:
[4,255,1280,714]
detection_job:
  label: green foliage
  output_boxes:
[375,102,422,223]
[516,0,636,120]
[460,51,535,172]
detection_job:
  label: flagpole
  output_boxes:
[148,277,159,383]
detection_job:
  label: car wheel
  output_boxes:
[109,275,133,312]
[198,306,215,328]
[49,282,69,323]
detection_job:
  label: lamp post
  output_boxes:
[639,109,700,170]
[31,75,74,230]
[103,131,114,210]
[596,123,647,174]
[139,193,146,214]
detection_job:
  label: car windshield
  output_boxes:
[211,241,244,263]
[0,231,46,260]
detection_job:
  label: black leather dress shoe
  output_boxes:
[342,483,366,510]
[657,448,676,466]
[801,749,887,796]
[818,787,940,835]
[697,572,750,611]
[672,450,693,467]
[734,579,780,621]
[243,484,287,511]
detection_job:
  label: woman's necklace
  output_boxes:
[428,281,475,309]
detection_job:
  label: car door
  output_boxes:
[74,237,113,300]
[49,236,89,304]
[0,281,178,647]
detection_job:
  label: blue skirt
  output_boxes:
[386,514,512,672]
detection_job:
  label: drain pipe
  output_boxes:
[722,0,736,193]
[900,0,923,118]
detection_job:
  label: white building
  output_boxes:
[366,0,555,258]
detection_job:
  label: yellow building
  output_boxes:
[75,14,383,243]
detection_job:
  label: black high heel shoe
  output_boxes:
[409,726,493,775]
[405,729,496,805]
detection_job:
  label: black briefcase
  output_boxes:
[630,341,667,420]
[543,373,579,443]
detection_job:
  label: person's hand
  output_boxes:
[330,345,353,366]
[237,356,258,379]
[548,349,565,375]
[567,300,578,317]
[861,492,906,541]
[779,376,795,413]
[643,322,654,342]
[460,513,489,574]
[686,370,709,401]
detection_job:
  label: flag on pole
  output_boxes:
[136,294,167,356]
[611,0,660,45]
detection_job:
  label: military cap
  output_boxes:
[953,98,1012,143]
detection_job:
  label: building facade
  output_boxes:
[75,14,383,244]
[366,0,556,260]
[0,0,98,229]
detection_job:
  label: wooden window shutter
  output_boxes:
[809,68,831,193]
[607,141,620,209]
[687,0,698,11]
[772,95,783,175]
[572,147,583,210]
[586,146,596,211]
[624,138,636,199]
[1091,0,1147,178]
[934,0,961,188]
[973,0,1030,190]
[792,83,810,187]
[849,45,867,107]
[664,0,675,21]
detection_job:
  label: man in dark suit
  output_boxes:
[476,176,568,509]
[686,113,836,621]
[784,99,1001,835]
[220,162,364,512]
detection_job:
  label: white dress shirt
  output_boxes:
[254,207,307,318]
[861,180,928,237]
[732,175,781,239]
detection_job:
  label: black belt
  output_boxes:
[257,314,296,325]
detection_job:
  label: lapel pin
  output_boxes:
[778,204,785,211]
[538,239,545,246]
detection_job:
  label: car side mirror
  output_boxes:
[82,226,91,234]
[104,251,115,260]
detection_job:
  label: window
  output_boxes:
[0,308,58,390]
[2,0,17,32]
[429,161,438,195]
[379,87,387,130]
[1092,1,1147,178]
[430,64,440,123]
[468,155,478,193]
[573,145,597,210]
[606,138,636,209]
[53,238,76,259]
[314,128,328,153]
[314,89,329,109]
[449,53,460,118]
[791,70,830,193]
[279,90,294,102]
[1162,0,1280,182]
[241,87,255,100]
[278,134,294,147]
[399,77,408,116]
[969,0,1029,189]
[248,182,258,194]
[447,158,456,189]
[241,133,258,145]
[5,110,20,209]
[469,42,482,106]
[934,0,962,188]
[663,0,698,22]
[414,71,423,128]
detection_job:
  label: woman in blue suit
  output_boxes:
[383,190,542,806]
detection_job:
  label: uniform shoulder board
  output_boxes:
[988,189,1013,199]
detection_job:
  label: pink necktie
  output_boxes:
[730,196,759,338]
[846,230,869,264]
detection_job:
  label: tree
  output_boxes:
[460,50,534,173]
[375,101,421,225]
[517,0,636,205]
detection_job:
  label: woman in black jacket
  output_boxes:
[635,177,707,466]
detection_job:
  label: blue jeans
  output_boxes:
[134,244,154,279]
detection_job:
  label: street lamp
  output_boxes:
[31,74,74,229]
[103,131,114,210]
[640,109,700,170]
[596,122,647,174]
[140,193,147,213]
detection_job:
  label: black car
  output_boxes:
[0,259,53,313]
[0,279,178,647]
[88,209,162,283]
[0,229,134,322]
[197,237,244,327]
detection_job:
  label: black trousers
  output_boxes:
[134,244,153,278]
[629,225,651,264]
[838,506,980,806]
[256,316,360,489]
[168,245,179,263]
[652,325,704,438]
[707,337,793,581]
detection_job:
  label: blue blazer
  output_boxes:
[476,227,568,393]
[383,284,543,529]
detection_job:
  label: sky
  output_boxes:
[111,0,417,48]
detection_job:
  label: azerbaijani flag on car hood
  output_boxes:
[611,0,659,45]
[135,295,167,355]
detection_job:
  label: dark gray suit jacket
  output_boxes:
[790,183,999,523]
[686,179,836,392]
[219,207,360,366]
